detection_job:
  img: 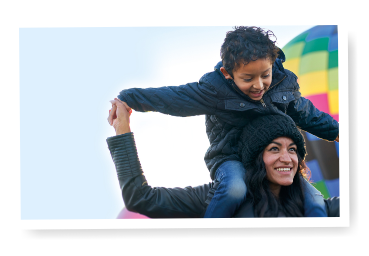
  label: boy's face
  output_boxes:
[220,58,273,100]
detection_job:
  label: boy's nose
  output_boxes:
[253,78,264,90]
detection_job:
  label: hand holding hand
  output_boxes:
[108,98,132,135]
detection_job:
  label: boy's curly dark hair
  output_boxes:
[221,26,280,77]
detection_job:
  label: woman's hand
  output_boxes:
[108,98,132,135]
[335,134,339,142]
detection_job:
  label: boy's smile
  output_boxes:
[220,58,273,101]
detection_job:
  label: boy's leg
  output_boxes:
[204,160,247,218]
[301,177,327,217]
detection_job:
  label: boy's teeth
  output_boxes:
[276,168,291,172]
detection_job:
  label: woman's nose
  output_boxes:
[279,150,292,163]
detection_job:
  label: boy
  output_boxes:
[117,26,339,218]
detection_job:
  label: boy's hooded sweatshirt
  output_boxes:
[118,51,339,180]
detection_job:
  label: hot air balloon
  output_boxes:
[282,25,339,199]
[117,207,150,219]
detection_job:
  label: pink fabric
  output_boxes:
[117,207,150,219]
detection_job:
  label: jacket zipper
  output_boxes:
[259,75,287,108]
[260,99,266,107]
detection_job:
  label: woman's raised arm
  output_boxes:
[107,99,211,218]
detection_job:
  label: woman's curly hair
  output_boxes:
[221,26,280,77]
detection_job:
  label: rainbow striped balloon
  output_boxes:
[283,25,339,199]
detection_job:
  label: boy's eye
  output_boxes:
[243,74,269,82]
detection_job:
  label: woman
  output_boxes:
[107,98,339,218]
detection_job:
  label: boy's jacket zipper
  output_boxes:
[260,75,287,108]
[260,99,266,107]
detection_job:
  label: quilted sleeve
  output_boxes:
[287,93,339,141]
[280,71,338,141]
[118,80,219,117]
[107,133,209,218]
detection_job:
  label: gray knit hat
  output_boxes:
[239,114,306,168]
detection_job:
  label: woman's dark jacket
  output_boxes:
[118,52,339,180]
[107,133,340,218]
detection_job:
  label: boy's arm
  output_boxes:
[287,94,339,141]
[118,79,219,117]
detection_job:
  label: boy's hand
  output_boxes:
[108,98,132,135]
[335,135,339,142]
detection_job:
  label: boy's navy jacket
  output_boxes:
[118,52,339,180]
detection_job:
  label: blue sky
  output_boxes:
[19,25,314,219]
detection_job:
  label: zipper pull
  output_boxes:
[260,99,266,108]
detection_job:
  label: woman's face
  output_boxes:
[262,136,299,195]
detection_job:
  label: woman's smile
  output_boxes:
[275,167,292,173]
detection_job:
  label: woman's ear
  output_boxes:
[220,67,233,80]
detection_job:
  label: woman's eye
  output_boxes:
[270,147,279,151]
[289,148,297,152]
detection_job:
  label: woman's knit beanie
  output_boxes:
[239,114,306,168]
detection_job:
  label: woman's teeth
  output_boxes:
[276,168,291,172]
